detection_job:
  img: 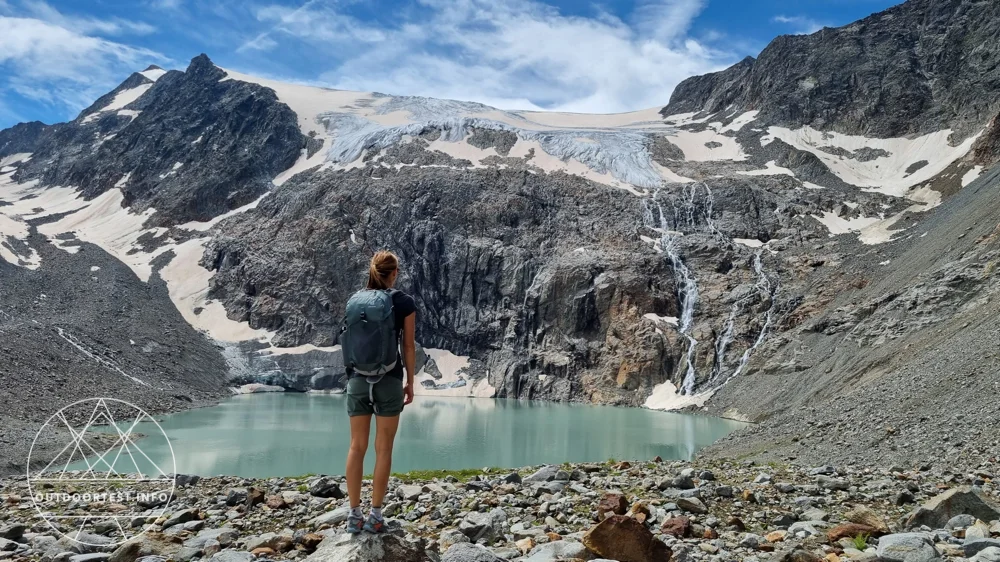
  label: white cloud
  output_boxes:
[773,15,825,35]
[240,0,735,113]
[0,3,165,122]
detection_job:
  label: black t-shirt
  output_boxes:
[347,290,416,381]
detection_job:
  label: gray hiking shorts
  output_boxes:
[346,376,404,417]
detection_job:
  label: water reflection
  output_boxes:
[69,394,746,478]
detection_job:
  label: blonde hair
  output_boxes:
[367,250,399,290]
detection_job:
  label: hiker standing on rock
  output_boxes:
[341,250,417,534]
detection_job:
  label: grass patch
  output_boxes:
[851,533,870,550]
[382,467,509,483]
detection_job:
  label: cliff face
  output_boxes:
[665,0,1000,140]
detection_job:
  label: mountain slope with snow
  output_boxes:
[3,0,1000,471]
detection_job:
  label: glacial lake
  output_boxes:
[68,393,746,478]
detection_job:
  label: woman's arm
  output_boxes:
[402,312,416,405]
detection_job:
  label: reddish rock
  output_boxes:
[583,515,672,562]
[727,516,747,531]
[653,456,663,463]
[299,533,323,551]
[615,461,633,470]
[265,495,288,510]
[251,548,275,557]
[545,532,562,542]
[827,523,878,542]
[597,493,629,517]
[703,527,719,540]
[661,516,692,538]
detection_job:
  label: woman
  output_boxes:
[344,250,416,534]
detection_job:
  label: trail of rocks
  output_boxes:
[2,458,1000,561]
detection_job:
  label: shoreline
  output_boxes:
[3,458,998,562]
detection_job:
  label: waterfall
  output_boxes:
[731,249,778,378]
[646,189,701,395]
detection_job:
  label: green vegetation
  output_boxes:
[383,467,509,483]
[851,533,870,550]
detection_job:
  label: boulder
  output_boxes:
[971,547,1000,562]
[208,551,252,562]
[876,533,940,562]
[675,497,707,514]
[523,540,590,562]
[225,489,247,507]
[162,509,199,530]
[582,515,672,562]
[440,543,504,562]
[459,509,505,543]
[308,478,346,499]
[301,531,425,562]
[843,506,889,535]
[967,540,1000,558]
[396,485,424,501]
[905,487,1000,530]
[597,493,628,517]
[827,523,879,542]
[661,517,692,538]
[0,524,25,542]
[183,528,238,550]
[309,506,351,528]
[524,466,562,483]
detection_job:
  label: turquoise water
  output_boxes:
[68,393,746,478]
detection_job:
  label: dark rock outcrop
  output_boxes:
[664,0,1000,140]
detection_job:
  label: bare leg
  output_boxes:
[346,415,371,508]
[371,414,400,508]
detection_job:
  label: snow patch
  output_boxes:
[643,313,679,326]
[737,160,795,177]
[159,238,274,343]
[0,153,31,167]
[962,166,985,187]
[720,111,759,133]
[766,126,981,197]
[414,348,496,398]
[644,379,714,411]
[733,238,767,248]
[140,68,167,82]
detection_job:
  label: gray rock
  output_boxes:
[971,547,1000,562]
[69,555,111,562]
[440,543,504,562]
[225,489,247,507]
[308,477,345,499]
[967,540,1000,558]
[309,506,351,528]
[208,551,252,562]
[907,487,1000,530]
[876,533,940,562]
[0,524,25,542]
[183,527,238,550]
[946,514,977,529]
[302,530,425,562]
[459,509,505,543]
[396,485,423,501]
[676,497,708,514]
[523,466,561,483]
[523,540,589,562]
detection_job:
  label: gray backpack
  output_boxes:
[341,289,398,377]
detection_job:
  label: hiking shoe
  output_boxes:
[363,513,386,534]
[346,513,364,534]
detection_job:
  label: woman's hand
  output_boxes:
[403,382,414,405]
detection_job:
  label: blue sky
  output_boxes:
[0,0,902,129]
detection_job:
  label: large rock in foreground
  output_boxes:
[303,531,426,562]
[582,515,671,562]
[904,487,1000,530]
